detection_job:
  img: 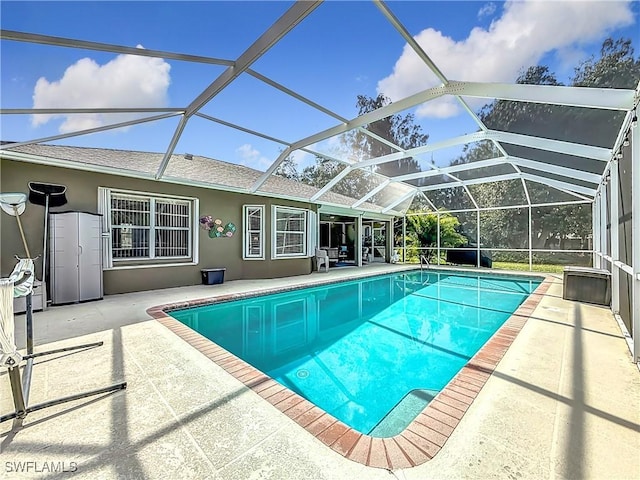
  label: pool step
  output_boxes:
[368,388,439,438]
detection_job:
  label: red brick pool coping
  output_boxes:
[147,275,553,470]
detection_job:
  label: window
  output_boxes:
[99,188,198,268]
[273,299,307,352]
[272,206,307,258]
[243,205,264,259]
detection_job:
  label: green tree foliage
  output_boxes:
[402,210,467,261]
[573,38,640,89]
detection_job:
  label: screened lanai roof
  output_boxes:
[1,0,639,214]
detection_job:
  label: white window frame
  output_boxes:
[98,187,199,269]
[272,205,308,259]
[243,204,265,260]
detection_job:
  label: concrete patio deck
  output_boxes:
[1,264,639,479]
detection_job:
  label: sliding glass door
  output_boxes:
[362,221,387,263]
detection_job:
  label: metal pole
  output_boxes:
[356,215,363,267]
[21,358,34,407]
[610,159,620,313]
[631,117,640,363]
[476,209,481,268]
[600,181,608,266]
[402,215,406,263]
[528,206,533,271]
[26,293,33,354]
[8,367,26,419]
[386,220,393,262]
[593,195,600,268]
[23,341,104,359]
[13,209,32,258]
[42,194,49,310]
[437,211,441,265]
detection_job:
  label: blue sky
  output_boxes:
[2,1,639,172]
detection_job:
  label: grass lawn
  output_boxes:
[493,262,565,273]
[403,259,567,273]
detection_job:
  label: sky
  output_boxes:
[1,0,639,173]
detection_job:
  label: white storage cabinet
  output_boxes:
[49,212,103,305]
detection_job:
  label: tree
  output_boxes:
[573,38,640,89]
[273,153,299,181]
[298,157,375,199]
[403,209,467,261]
[341,94,428,178]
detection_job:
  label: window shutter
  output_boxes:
[97,187,113,269]
[307,210,317,256]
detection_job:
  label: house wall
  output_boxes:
[1,159,315,295]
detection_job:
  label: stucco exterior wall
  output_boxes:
[1,159,315,295]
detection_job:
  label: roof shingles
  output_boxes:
[3,144,386,211]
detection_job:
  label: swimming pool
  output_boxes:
[169,270,541,436]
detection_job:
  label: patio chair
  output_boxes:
[315,248,329,272]
[326,247,339,265]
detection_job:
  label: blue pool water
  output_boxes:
[170,270,540,436]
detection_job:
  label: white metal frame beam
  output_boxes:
[391,157,510,182]
[610,160,620,314]
[431,198,591,214]
[354,129,610,172]
[593,195,601,268]
[0,29,233,66]
[195,112,290,146]
[487,130,611,161]
[599,180,608,266]
[520,173,596,197]
[631,115,640,363]
[382,190,416,214]
[1,107,185,115]
[388,154,599,192]
[420,173,521,191]
[354,132,485,169]
[446,80,635,110]
[418,170,596,198]
[0,112,182,150]
[391,153,601,187]
[508,156,601,184]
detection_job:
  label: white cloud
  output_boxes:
[478,2,497,19]
[290,149,314,169]
[377,0,635,119]
[235,143,273,170]
[32,46,171,133]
